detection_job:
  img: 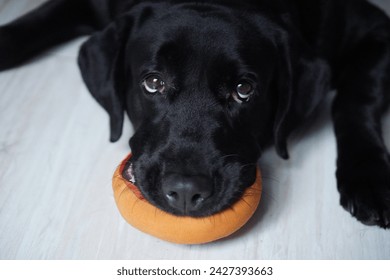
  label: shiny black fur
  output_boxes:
[0,0,389,227]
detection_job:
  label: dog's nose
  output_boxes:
[162,173,212,214]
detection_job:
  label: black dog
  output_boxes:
[0,0,389,228]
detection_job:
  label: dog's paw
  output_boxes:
[336,153,390,228]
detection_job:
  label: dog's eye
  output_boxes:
[142,75,165,94]
[232,82,254,103]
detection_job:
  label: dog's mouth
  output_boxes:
[120,154,258,217]
[122,159,136,184]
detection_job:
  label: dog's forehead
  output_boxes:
[135,3,236,27]
[137,15,238,46]
[133,15,246,62]
[129,3,277,84]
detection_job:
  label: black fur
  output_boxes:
[1,0,389,227]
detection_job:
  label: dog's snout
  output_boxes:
[162,173,213,214]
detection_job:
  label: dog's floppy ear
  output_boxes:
[273,31,331,159]
[78,15,133,142]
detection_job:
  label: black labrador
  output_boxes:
[0,0,389,228]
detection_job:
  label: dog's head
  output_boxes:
[79,2,329,216]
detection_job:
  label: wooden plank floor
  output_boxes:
[0,0,389,260]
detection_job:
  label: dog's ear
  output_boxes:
[78,15,133,142]
[273,31,331,159]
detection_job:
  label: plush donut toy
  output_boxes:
[112,154,262,244]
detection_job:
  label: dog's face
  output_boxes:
[125,4,279,217]
[79,3,327,217]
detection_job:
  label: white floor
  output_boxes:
[0,0,389,260]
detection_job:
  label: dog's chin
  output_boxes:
[155,201,222,217]
[145,192,245,218]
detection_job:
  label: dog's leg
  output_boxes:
[332,32,390,228]
[0,0,112,71]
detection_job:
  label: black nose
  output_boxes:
[161,173,213,214]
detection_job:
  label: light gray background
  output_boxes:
[0,0,389,259]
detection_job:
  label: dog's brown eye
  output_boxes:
[143,75,165,94]
[232,82,254,103]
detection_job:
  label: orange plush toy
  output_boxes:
[112,154,262,244]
